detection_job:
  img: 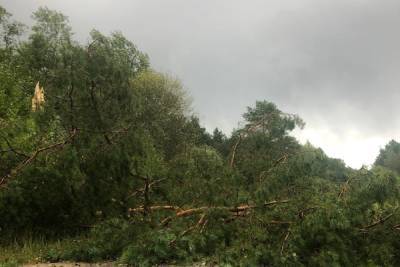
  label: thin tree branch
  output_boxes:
[258,154,288,182]
[0,129,78,188]
[280,230,291,255]
[359,212,396,232]
[0,135,30,158]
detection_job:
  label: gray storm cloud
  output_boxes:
[2,0,400,167]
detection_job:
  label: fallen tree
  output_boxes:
[129,199,290,226]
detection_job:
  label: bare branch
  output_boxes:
[229,133,243,168]
[338,176,353,200]
[129,205,182,213]
[170,213,208,246]
[129,199,290,226]
[280,230,291,255]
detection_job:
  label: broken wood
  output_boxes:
[129,199,290,226]
[280,230,291,255]
[129,205,181,213]
[170,213,208,246]
[338,176,353,199]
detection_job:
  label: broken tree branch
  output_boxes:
[280,230,291,255]
[338,176,354,200]
[129,199,290,226]
[170,213,208,246]
[129,205,182,213]
[229,133,243,168]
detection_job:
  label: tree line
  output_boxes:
[1,6,400,266]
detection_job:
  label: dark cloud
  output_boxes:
[2,0,400,167]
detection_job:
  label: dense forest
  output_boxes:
[2,6,400,266]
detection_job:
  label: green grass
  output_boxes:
[0,237,76,266]
[0,237,46,266]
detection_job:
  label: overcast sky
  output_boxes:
[2,0,400,168]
